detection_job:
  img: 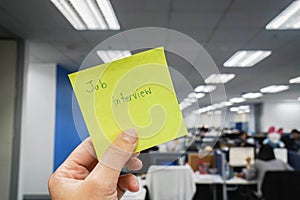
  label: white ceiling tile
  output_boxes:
[170,12,223,29]
[209,29,259,43]
[229,0,294,12]
[8,11,74,30]
[117,12,169,29]
[172,0,231,11]
[112,0,171,11]
[218,11,279,29]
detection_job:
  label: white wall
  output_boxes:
[18,63,56,199]
[261,101,300,133]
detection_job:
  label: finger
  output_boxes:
[67,137,97,170]
[117,174,139,199]
[54,137,98,179]
[87,129,138,187]
[125,157,143,171]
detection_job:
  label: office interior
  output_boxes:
[1,0,300,200]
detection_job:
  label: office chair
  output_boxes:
[146,165,196,200]
[261,171,300,200]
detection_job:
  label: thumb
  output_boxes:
[86,129,138,186]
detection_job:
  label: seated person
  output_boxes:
[199,126,209,137]
[262,126,285,148]
[234,131,255,147]
[281,129,300,152]
[238,144,294,198]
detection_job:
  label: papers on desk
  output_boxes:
[194,171,223,184]
[194,172,256,185]
[225,177,257,185]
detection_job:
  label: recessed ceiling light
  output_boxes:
[194,108,205,114]
[242,92,263,99]
[230,105,250,113]
[239,105,250,110]
[224,50,271,67]
[205,74,235,84]
[179,101,191,110]
[206,105,216,111]
[220,101,233,107]
[194,85,216,93]
[189,98,198,103]
[184,98,192,103]
[195,93,205,99]
[212,103,224,109]
[289,76,300,83]
[50,0,120,30]
[97,50,131,63]
[188,92,205,99]
[188,93,196,99]
[266,0,300,30]
[230,107,239,112]
[260,85,289,93]
[229,97,246,103]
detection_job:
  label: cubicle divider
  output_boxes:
[288,150,300,170]
[133,152,187,174]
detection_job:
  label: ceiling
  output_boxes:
[0,0,300,111]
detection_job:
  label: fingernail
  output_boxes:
[121,129,138,144]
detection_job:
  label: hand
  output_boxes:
[245,157,251,169]
[48,129,143,200]
[246,157,251,163]
[237,172,245,178]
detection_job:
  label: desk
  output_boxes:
[194,172,257,200]
[194,172,223,200]
[194,172,223,184]
[226,177,256,185]
[225,177,257,200]
[136,171,257,200]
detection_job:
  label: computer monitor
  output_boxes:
[274,148,288,163]
[149,152,185,166]
[130,152,185,174]
[229,147,255,167]
[214,149,226,178]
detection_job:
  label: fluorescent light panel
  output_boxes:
[179,102,191,110]
[224,50,271,67]
[212,103,224,109]
[230,107,239,112]
[289,76,300,83]
[51,0,120,30]
[230,97,246,103]
[188,92,205,99]
[242,92,263,99]
[266,0,300,30]
[205,74,235,84]
[221,101,233,107]
[194,85,216,93]
[230,105,250,113]
[260,85,289,93]
[97,50,131,63]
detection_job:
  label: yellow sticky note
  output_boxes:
[68,47,187,159]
